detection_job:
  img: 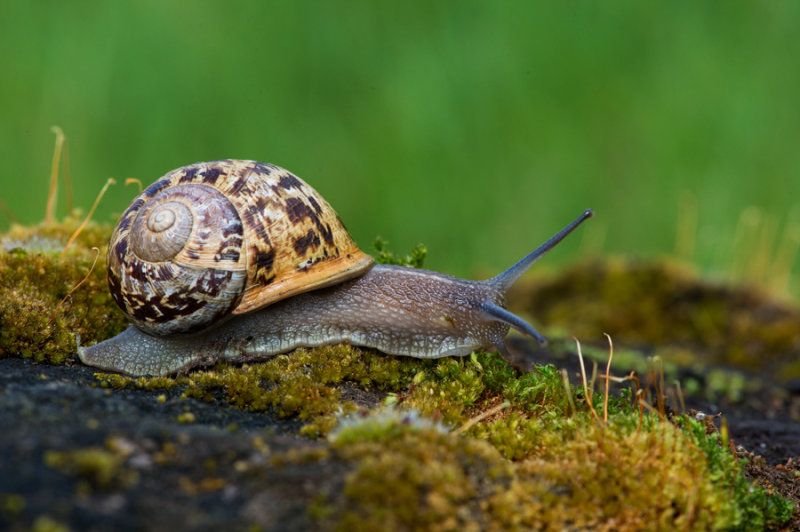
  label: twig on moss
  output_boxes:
[452,400,510,435]
[50,247,101,323]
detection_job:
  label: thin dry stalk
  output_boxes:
[61,178,116,257]
[753,212,778,285]
[62,135,73,213]
[0,196,18,224]
[125,178,143,193]
[452,400,510,435]
[574,337,601,423]
[50,247,100,323]
[768,207,800,294]
[675,190,697,261]
[45,126,66,223]
[603,333,614,422]
[560,369,575,418]
[674,380,686,414]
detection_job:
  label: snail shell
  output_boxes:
[107,159,373,336]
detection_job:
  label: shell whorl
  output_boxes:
[129,194,193,262]
[107,159,374,337]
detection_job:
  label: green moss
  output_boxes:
[469,411,552,461]
[43,438,138,491]
[94,373,133,389]
[678,416,795,529]
[304,406,793,531]
[373,237,426,268]
[31,516,70,532]
[177,412,196,424]
[0,493,25,521]
[305,403,794,530]
[0,218,126,364]
[326,411,505,531]
[396,357,486,426]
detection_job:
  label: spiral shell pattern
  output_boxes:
[107,159,373,336]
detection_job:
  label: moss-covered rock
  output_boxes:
[0,217,126,364]
[512,257,800,381]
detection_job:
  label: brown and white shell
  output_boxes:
[107,159,374,336]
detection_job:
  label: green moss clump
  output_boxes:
[678,417,795,529]
[393,356,485,426]
[326,411,507,531]
[0,493,25,521]
[513,257,800,382]
[31,516,70,532]
[0,218,125,364]
[373,237,426,268]
[305,407,793,530]
[43,438,138,492]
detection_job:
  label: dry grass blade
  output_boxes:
[675,380,686,414]
[560,369,575,418]
[45,126,66,224]
[0,196,18,224]
[769,207,800,294]
[62,134,72,213]
[452,400,510,435]
[675,190,697,261]
[574,337,601,423]
[603,333,614,422]
[61,178,116,257]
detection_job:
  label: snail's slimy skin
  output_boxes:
[79,208,594,377]
[79,265,514,376]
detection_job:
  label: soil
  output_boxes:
[3,342,800,531]
[0,357,346,531]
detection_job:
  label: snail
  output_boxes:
[77,159,593,377]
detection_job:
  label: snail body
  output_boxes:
[78,160,592,377]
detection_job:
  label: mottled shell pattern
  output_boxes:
[107,159,374,336]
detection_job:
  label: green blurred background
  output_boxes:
[2,1,799,290]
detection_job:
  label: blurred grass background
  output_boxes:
[1,1,799,293]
